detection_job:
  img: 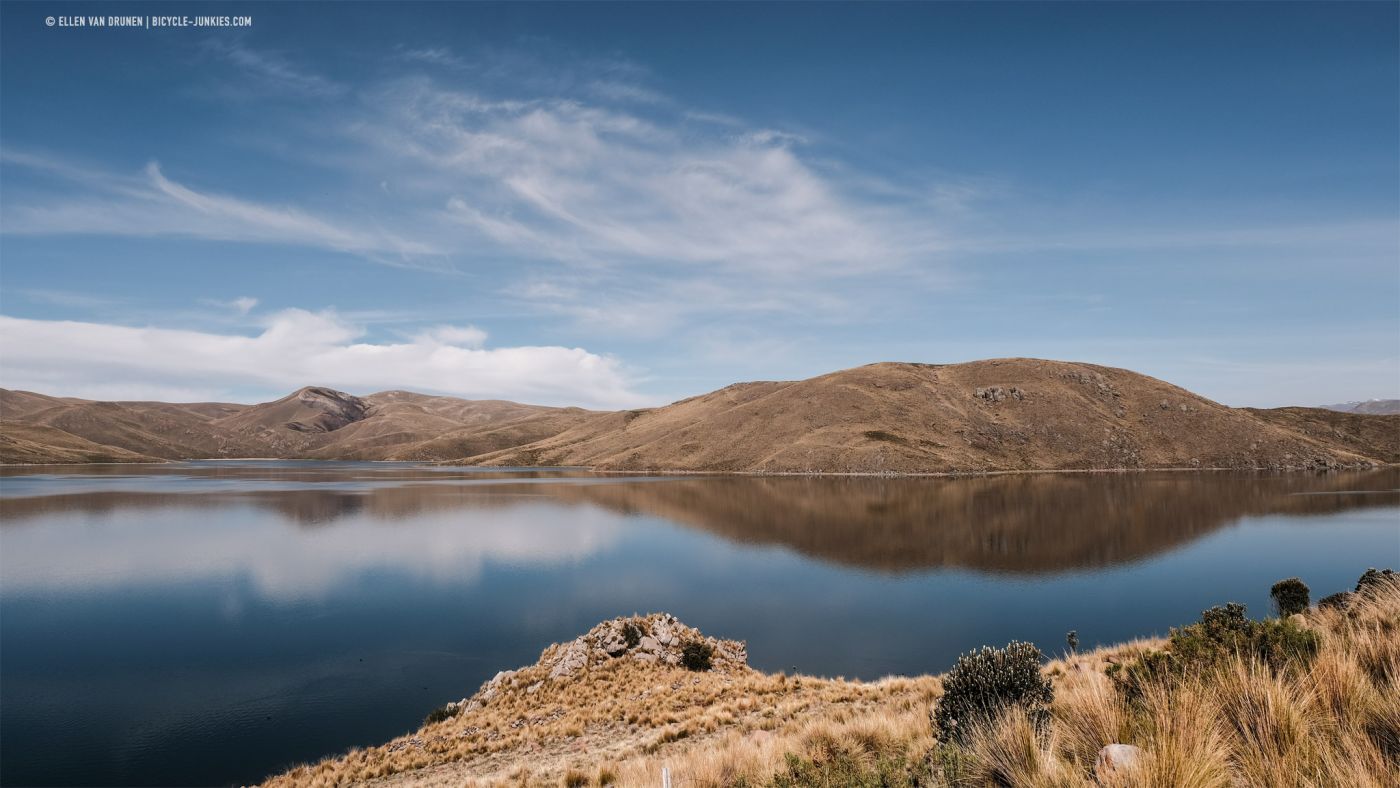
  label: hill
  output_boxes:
[0,386,599,464]
[1321,398,1400,415]
[2,359,1396,471]
[0,422,162,464]
[464,359,1397,473]
[1247,406,1400,464]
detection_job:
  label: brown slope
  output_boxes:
[465,359,1392,473]
[0,385,598,463]
[304,392,591,460]
[23,400,260,459]
[0,423,162,464]
[383,408,601,461]
[1247,407,1400,464]
[0,389,74,419]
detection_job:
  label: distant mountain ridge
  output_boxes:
[0,385,598,464]
[1321,399,1400,416]
[2,358,1397,472]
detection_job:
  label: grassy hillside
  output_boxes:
[3,359,1396,470]
[465,360,1396,473]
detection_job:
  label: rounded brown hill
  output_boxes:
[465,359,1392,473]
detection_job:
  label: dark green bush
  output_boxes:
[1109,602,1319,700]
[1066,630,1079,654]
[681,640,714,672]
[1356,568,1396,594]
[1270,577,1310,617]
[621,620,643,649]
[423,702,460,726]
[932,641,1052,743]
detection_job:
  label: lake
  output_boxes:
[1,462,1396,786]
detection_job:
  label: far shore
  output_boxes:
[2,458,1393,477]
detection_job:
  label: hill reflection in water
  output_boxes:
[3,466,1396,575]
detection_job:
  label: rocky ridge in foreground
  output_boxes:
[452,614,750,717]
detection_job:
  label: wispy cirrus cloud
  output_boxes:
[397,45,469,70]
[363,77,937,277]
[202,39,347,98]
[0,310,649,408]
[2,152,439,264]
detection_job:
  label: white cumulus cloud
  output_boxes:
[0,310,649,408]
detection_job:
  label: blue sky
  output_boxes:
[1,1,1396,408]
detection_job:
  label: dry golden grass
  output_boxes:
[265,577,1400,787]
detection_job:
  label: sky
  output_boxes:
[1,1,1396,409]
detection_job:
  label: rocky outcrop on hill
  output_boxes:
[448,614,748,715]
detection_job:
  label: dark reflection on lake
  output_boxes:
[2,463,1397,786]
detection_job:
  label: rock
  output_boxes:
[974,386,1024,403]
[465,613,750,707]
[652,618,678,646]
[548,637,590,679]
[477,669,517,702]
[600,624,628,657]
[1094,743,1142,781]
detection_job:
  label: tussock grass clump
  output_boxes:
[1356,567,1396,594]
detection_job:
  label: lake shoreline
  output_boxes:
[2,458,1392,477]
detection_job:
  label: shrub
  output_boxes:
[422,702,459,726]
[1355,568,1395,594]
[1270,577,1310,617]
[681,640,714,672]
[621,620,643,649]
[1317,591,1353,610]
[1066,630,1079,654]
[1109,602,1319,700]
[932,641,1052,743]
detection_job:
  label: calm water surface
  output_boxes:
[1,462,1397,786]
